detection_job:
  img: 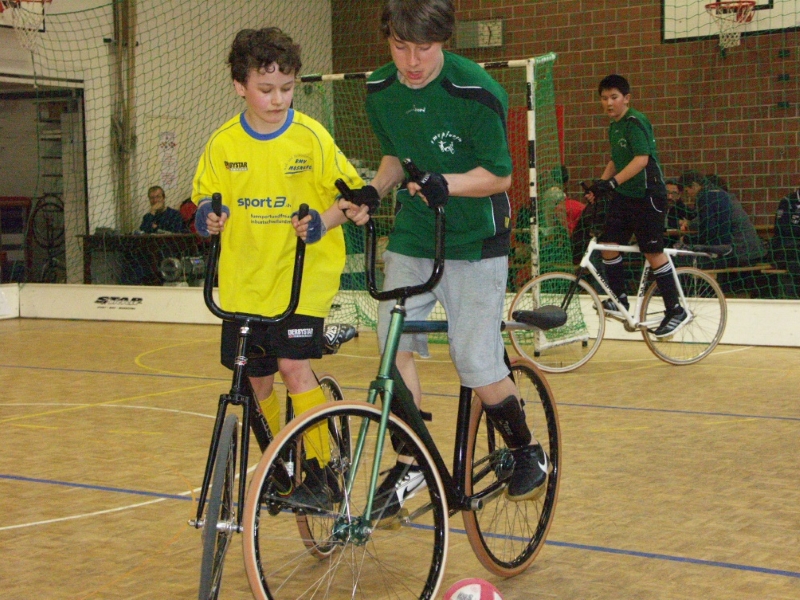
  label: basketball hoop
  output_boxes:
[0,0,52,52]
[705,1,755,49]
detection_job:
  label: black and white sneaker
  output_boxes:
[653,306,689,338]
[506,444,550,502]
[369,462,427,523]
[600,297,629,318]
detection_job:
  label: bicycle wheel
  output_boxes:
[199,413,238,600]
[509,272,605,373]
[640,266,727,365]
[242,401,449,600]
[462,357,561,576]
[295,374,350,558]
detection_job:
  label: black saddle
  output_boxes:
[511,305,568,331]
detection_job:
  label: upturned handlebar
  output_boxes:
[335,176,445,303]
[203,195,308,323]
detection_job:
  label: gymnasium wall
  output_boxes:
[331,0,799,223]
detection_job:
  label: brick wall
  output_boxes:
[331,0,799,224]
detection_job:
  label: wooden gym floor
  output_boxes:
[1,318,799,599]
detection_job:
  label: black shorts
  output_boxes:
[220,314,325,377]
[599,191,667,254]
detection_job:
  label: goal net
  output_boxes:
[2,2,569,334]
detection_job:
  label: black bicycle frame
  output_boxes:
[194,197,308,527]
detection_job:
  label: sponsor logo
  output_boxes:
[237,196,288,209]
[406,104,426,114]
[224,161,248,171]
[430,131,462,155]
[95,296,143,310]
[285,156,312,175]
[287,327,314,339]
[617,138,628,148]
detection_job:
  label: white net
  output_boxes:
[1,0,49,51]
[706,1,755,49]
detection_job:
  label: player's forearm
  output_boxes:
[370,156,406,198]
[610,155,649,185]
[600,161,617,180]
[443,166,511,197]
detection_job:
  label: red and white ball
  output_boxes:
[443,578,504,600]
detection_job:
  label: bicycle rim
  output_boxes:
[510,272,605,373]
[462,358,561,576]
[199,413,238,600]
[641,267,727,364]
[242,401,448,599]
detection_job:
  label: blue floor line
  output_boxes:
[4,473,799,580]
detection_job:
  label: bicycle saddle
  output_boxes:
[323,322,358,355]
[511,305,568,331]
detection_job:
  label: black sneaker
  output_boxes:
[653,306,689,338]
[600,297,629,318]
[506,444,550,502]
[288,459,342,512]
[368,462,427,523]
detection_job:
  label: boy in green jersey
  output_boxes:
[585,74,686,338]
[356,0,550,521]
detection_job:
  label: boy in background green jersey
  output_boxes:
[585,74,686,338]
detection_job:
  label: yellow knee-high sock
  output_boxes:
[289,386,331,464]
[260,389,281,438]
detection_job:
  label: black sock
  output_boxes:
[602,255,627,305]
[653,263,680,311]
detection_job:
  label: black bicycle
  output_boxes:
[190,195,356,600]
[240,175,565,599]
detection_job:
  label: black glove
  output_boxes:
[589,177,618,196]
[350,185,381,215]
[403,158,449,208]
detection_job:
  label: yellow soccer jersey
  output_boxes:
[192,109,364,317]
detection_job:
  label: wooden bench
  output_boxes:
[701,263,774,279]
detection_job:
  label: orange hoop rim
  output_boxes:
[705,1,756,23]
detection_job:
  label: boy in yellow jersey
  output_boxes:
[192,27,372,510]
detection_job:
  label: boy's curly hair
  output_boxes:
[228,28,301,84]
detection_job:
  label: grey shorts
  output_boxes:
[377,251,509,389]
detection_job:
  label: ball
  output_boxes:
[443,578,504,600]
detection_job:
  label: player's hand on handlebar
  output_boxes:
[195,198,230,236]
[292,208,327,244]
[403,158,449,208]
[337,198,372,226]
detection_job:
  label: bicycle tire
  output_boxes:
[295,374,350,558]
[509,272,605,373]
[640,267,727,365]
[198,413,238,600]
[242,401,449,600]
[462,357,561,576]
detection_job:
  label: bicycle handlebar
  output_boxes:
[335,176,445,302]
[203,195,308,324]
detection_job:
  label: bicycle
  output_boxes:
[190,195,357,600]
[238,177,564,599]
[508,229,729,372]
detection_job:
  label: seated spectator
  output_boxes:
[137,186,187,234]
[676,170,766,269]
[664,177,696,230]
[769,186,800,297]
